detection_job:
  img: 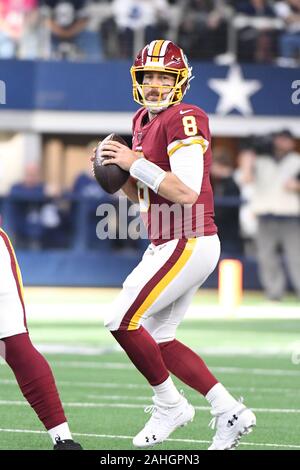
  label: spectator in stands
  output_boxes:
[0,0,38,59]
[10,162,69,249]
[41,0,101,61]
[19,1,41,59]
[111,0,169,58]
[234,148,258,255]
[289,170,300,192]
[73,169,107,199]
[177,0,228,60]
[236,0,274,16]
[241,130,300,301]
[274,0,300,67]
[211,149,242,254]
[235,0,277,63]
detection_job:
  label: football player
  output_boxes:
[0,228,82,450]
[97,40,256,450]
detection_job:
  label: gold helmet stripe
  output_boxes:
[151,39,165,62]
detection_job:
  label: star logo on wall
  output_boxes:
[208,65,262,116]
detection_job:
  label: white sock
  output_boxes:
[205,383,238,414]
[152,376,182,405]
[48,422,72,444]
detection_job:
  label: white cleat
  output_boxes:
[133,396,195,448]
[208,401,256,450]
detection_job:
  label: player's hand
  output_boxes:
[90,148,96,162]
[90,143,101,163]
[101,141,139,171]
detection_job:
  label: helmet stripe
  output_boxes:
[141,45,148,64]
[158,40,171,65]
[147,41,156,57]
[150,39,165,62]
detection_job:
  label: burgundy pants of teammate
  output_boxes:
[2,333,67,430]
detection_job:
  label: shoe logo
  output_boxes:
[179,109,193,115]
[145,435,157,443]
[227,414,238,427]
[55,435,61,444]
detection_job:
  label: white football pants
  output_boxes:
[105,234,220,343]
[0,229,27,339]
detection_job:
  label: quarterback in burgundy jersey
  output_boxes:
[132,102,217,243]
[99,39,256,450]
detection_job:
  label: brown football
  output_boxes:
[93,133,130,194]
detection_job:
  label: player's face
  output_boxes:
[142,72,176,103]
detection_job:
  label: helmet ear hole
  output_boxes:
[136,71,144,84]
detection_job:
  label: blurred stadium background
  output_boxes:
[0,0,300,450]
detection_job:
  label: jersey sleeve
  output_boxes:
[132,109,140,135]
[166,107,210,158]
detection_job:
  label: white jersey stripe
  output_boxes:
[147,41,156,57]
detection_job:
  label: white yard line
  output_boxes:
[3,360,300,377]
[83,392,300,406]
[0,379,149,389]
[19,360,300,377]
[213,366,300,376]
[34,345,120,355]
[26,303,300,321]
[0,428,299,449]
[33,344,300,357]
[1,379,299,395]
[0,400,299,414]
[1,343,299,363]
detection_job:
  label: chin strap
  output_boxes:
[146,105,165,114]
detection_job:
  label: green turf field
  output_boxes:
[0,288,299,450]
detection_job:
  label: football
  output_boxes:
[93,133,129,194]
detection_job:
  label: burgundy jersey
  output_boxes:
[132,102,217,245]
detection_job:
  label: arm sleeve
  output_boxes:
[169,141,204,195]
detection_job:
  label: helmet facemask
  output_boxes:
[131,66,190,113]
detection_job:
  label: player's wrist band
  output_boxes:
[130,158,166,194]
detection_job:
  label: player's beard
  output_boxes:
[144,89,174,114]
[147,105,166,115]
